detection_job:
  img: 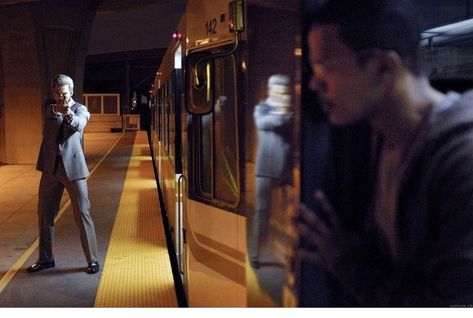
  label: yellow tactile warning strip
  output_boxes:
[94,131,178,307]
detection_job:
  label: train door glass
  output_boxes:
[163,79,175,160]
[157,88,162,141]
[195,55,239,207]
[421,21,473,93]
[168,78,175,161]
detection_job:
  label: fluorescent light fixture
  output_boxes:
[421,18,473,46]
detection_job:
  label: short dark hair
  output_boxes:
[310,0,422,75]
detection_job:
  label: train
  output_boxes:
[149,0,301,307]
[146,0,473,308]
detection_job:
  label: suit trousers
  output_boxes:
[249,176,276,262]
[37,157,98,263]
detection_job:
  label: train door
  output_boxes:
[182,0,247,307]
[185,47,245,306]
[150,21,188,303]
[173,42,186,286]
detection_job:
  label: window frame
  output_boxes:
[188,51,241,210]
[83,93,120,115]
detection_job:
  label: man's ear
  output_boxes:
[370,50,403,87]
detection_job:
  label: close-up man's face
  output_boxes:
[307,24,379,126]
[53,85,72,104]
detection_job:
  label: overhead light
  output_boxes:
[421,18,473,46]
[172,31,182,39]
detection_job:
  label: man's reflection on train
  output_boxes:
[200,96,226,191]
[250,74,294,269]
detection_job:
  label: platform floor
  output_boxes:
[0,131,177,307]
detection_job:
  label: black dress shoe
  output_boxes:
[26,260,55,273]
[87,261,100,274]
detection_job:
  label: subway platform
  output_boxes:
[0,131,178,307]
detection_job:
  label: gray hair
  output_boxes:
[52,74,74,94]
[267,74,291,87]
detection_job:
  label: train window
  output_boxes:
[229,0,245,33]
[158,77,178,161]
[421,17,473,93]
[157,88,162,141]
[199,112,213,196]
[192,54,240,207]
[187,53,214,114]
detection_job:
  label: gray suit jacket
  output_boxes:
[253,100,293,180]
[36,100,90,181]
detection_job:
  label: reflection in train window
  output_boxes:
[157,88,162,141]
[422,18,473,92]
[158,78,174,161]
[188,53,213,114]
[194,54,240,207]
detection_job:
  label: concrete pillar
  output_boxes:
[0,0,99,164]
[0,51,4,164]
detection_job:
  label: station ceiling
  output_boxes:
[0,0,173,12]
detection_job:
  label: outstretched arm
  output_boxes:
[253,104,293,130]
[62,104,90,132]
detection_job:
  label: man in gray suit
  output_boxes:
[250,74,294,268]
[27,74,99,274]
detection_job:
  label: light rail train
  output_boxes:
[150,0,300,307]
[149,0,473,307]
